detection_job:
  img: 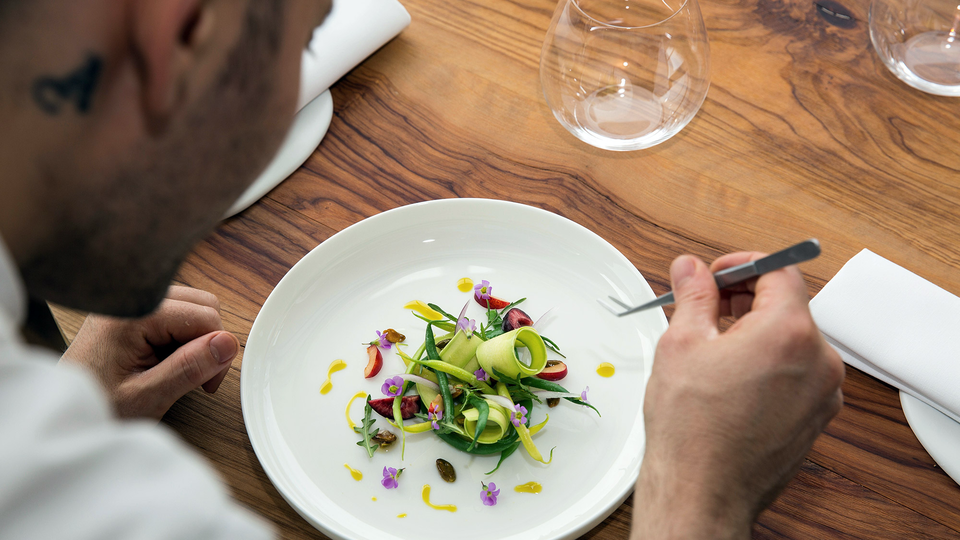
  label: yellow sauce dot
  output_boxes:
[596,362,615,377]
[397,514,407,518]
[457,277,474,292]
[372,497,377,502]
[514,481,542,494]
[320,359,347,395]
[421,484,457,512]
[345,391,368,430]
[403,300,444,320]
[343,463,363,481]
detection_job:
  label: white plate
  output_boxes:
[900,391,960,486]
[241,199,668,540]
[224,90,334,219]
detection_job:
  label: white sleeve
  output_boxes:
[0,343,275,540]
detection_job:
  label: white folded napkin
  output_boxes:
[225,0,410,218]
[810,249,960,424]
[297,0,411,111]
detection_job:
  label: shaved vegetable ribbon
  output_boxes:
[476,327,547,379]
[408,357,496,395]
[463,398,505,449]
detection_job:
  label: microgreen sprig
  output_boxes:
[353,396,380,458]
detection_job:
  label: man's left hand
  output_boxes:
[60,286,238,420]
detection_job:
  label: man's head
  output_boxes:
[0,0,330,316]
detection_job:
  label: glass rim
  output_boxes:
[570,0,692,29]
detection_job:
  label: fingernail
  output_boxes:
[671,255,697,289]
[210,332,238,364]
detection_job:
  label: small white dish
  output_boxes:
[241,199,667,540]
[900,391,960,487]
[224,90,333,219]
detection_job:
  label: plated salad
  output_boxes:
[352,279,599,481]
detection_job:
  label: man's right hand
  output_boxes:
[631,252,845,539]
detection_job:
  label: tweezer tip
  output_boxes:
[596,298,622,316]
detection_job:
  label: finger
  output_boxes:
[138,331,239,409]
[166,286,221,312]
[668,255,720,335]
[710,251,767,295]
[712,251,809,315]
[202,363,231,393]
[140,299,224,347]
[750,263,810,313]
[728,292,755,319]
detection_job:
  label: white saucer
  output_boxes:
[900,391,960,486]
[224,90,334,218]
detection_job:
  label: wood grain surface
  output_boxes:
[52,0,960,536]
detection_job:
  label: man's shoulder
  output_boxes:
[0,340,273,540]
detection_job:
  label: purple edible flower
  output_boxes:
[480,481,500,506]
[381,376,404,397]
[581,386,590,404]
[474,280,492,300]
[511,404,528,427]
[381,466,403,489]
[376,330,392,349]
[456,317,476,336]
[474,368,489,382]
[429,408,443,430]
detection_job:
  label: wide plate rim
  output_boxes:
[240,198,667,539]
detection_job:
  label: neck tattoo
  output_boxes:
[32,54,103,115]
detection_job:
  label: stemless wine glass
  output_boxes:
[540,0,710,151]
[869,0,960,96]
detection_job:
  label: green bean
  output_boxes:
[466,395,489,452]
[410,358,496,394]
[425,322,442,361]
[519,377,569,393]
[435,430,520,455]
[435,369,454,425]
[520,377,600,416]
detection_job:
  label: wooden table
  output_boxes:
[53,0,960,536]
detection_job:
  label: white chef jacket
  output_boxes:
[0,239,273,540]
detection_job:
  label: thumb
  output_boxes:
[669,255,720,335]
[140,331,238,414]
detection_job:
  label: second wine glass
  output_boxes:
[540,0,710,151]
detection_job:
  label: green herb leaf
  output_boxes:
[564,397,601,417]
[426,303,461,324]
[498,297,527,315]
[485,441,521,475]
[493,368,541,403]
[541,335,566,358]
[353,396,380,458]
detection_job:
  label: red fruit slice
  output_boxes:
[536,360,568,381]
[474,293,511,310]
[502,308,534,332]
[364,345,383,378]
[369,396,421,420]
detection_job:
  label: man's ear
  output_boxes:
[131,0,214,131]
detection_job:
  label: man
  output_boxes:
[0,1,843,539]
[1,0,330,537]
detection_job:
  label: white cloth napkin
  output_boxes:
[810,249,960,423]
[296,0,411,111]
[225,0,410,218]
